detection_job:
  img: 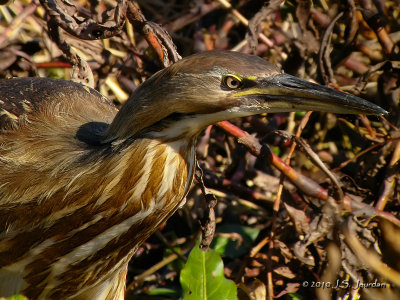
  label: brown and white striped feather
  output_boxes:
[0,78,196,299]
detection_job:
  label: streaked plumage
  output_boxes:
[0,50,386,299]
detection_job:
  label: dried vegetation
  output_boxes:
[0,0,399,299]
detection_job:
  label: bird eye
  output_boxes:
[223,75,243,89]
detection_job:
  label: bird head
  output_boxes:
[104,50,386,142]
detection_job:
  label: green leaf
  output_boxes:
[0,295,28,300]
[147,287,179,296]
[272,146,281,156]
[180,243,237,300]
[164,247,185,271]
[212,224,260,258]
[295,111,306,117]
[288,293,303,300]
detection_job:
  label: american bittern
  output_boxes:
[0,50,386,299]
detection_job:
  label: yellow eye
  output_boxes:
[223,75,243,89]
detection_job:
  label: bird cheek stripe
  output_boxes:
[233,88,268,98]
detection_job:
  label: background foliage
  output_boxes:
[0,0,399,299]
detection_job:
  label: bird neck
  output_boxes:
[103,70,178,142]
[104,99,170,142]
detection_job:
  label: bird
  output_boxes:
[0,50,386,299]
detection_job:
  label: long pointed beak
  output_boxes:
[243,73,387,115]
